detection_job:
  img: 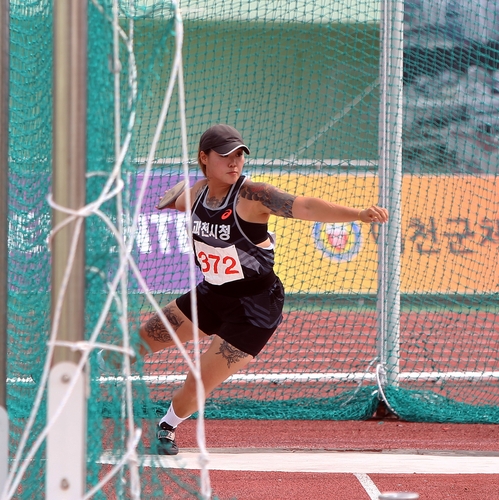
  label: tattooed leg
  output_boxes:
[171,337,253,417]
[215,340,250,368]
[144,304,184,345]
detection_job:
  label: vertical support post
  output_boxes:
[47,0,87,498]
[0,0,9,493]
[377,0,403,388]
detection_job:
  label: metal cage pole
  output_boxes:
[377,0,404,394]
[47,0,87,497]
[0,0,9,493]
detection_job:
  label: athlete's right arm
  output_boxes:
[175,179,207,212]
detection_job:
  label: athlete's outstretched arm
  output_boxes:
[239,181,388,224]
[292,196,388,223]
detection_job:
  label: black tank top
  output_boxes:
[191,175,276,292]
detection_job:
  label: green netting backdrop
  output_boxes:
[6,0,499,498]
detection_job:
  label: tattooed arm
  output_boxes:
[239,182,296,218]
[239,181,388,224]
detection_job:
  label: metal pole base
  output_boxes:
[47,362,87,499]
[0,406,8,496]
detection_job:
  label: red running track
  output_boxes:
[98,419,499,499]
[142,310,499,374]
[141,310,499,405]
[101,309,499,498]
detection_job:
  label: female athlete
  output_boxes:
[140,124,389,454]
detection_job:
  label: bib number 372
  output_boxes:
[194,240,244,285]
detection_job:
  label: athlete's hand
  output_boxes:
[359,206,389,224]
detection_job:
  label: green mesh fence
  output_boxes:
[5,0,499,498]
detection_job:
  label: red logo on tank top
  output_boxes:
[221,209,232,220]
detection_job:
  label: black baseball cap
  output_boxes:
[199,124,250,156]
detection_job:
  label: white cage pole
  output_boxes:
[377,0,403,391]
[47,0,87,498]
[0,0,9,493]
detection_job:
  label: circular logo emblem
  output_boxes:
[312,222,362,262]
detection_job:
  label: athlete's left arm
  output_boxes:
[239,182,388,224]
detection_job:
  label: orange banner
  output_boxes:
[251,174,499,294]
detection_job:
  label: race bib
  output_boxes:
[194,240,244,285]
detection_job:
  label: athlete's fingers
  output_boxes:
[360,205,389,223]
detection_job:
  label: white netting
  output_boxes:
[3,2,211,499]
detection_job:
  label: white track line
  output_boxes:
[9,370,499,386]
[354,473,381,500]
[99,451,499,474]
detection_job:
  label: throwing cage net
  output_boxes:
[5,0,499,498]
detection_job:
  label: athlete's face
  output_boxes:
[201,148,245,185]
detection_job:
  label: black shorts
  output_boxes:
[175,276,284,357]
